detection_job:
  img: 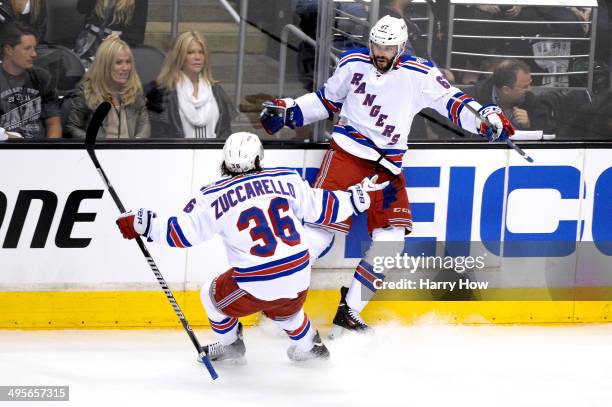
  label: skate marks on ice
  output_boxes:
[1,321,611,406]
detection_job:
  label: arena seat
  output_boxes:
[44,0,84,48]
[130,45,166,87]
[34,44,85,97]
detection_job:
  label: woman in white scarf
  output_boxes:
[175,38,219,138]
[154,31,227,139]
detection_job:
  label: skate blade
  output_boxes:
[328,324,346,340]
[198,356,247,366]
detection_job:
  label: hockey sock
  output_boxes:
[208,316,239,346]
[273,310,316,351]
[345,227,406,312]
[200,279,239,346]
[346,260,384,312]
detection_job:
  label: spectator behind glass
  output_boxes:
[472,59,552,132]
[74,0,148,61]
[145,31,235,139]
[1,0,47,42]
[65,38,149,139]
[0,22,61,138]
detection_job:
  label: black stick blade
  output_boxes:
[85,102,112,147]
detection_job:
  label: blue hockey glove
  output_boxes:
[260,98,304,135]
[382,179,400,209]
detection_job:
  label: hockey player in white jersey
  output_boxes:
[116,132,391,363]
[260,15,515,337]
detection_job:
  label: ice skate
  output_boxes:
[287,331,330,362]
[328,286,372,339]
[200,322,246,365]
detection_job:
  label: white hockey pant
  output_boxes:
[303,224,335,260]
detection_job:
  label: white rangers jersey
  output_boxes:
[147,168,356,300]
[296,48,484,174]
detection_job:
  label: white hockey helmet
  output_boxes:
[369,15,408,70]
[223,132,264,173]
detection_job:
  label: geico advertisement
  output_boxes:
[0,148,610,287]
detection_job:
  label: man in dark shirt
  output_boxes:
[0,22,61,139]
[472,59,552,132]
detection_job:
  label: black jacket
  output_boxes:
[145,81,236,139]
[63,83,150,139]
[76,0,148,46]
[1,2,47,42]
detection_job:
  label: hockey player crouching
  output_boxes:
[116,132,391,363]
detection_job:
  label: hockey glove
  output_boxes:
[260,98,304,135]
[382,179,400,209]
[477,104,515,142]
[348,175,390,213]
[116,208,156,240]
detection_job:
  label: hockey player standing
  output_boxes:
[116,132,390,362]
[260,15,515,337]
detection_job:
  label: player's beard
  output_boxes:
[373,55,394,73]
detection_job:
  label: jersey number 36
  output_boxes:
[237,197,301,257]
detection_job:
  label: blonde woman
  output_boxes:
[146,30,235,139]
[4,0,47,41]
[65,38,150,138]
[76,0,148,51]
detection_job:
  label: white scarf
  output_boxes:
[176,73,219,138]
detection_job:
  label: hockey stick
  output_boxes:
[423,89,534,163]
[84,102,219,380]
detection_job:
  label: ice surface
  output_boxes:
[1,320,612,407]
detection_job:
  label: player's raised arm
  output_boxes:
[259,49,355,135]
[420,67,515,142]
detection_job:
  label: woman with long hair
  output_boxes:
[75,0,148,55]
[65,38,150,138]
[2,0,47,41]
[146,30,235,139]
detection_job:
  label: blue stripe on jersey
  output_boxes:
[314,190,330,224]
[233,259,310,283]
[335,125,407,156]
[445,92,474,127]
[166,216,192,248]
[233,250,310,283]
[337,47,370,68]
[315,87,342,115]
[201,169,298,196]
[397,53,435,67]
[235,250,308,273]
[313,190,341,225]
[339,56,372,68]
